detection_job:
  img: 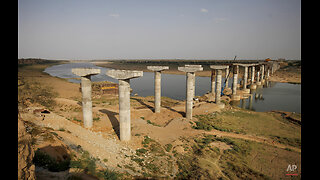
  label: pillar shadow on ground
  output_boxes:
[131,97,155,112]
[149,101,185,117]
[98,109,120,139]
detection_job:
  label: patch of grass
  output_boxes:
[270,135,301,148]
[73,117,81,122]
[176,136,271,179]
[164,144,173,152]
[70,151,97,175]
[136,148,148,156]
[193,110,301,147]
[146,120,161,127]
[131,158,145,166]
[149,143,165,156]
[93,117,100,121]
[142,136,154,145]
[98,169,121,180]
[144,163,159,173]
[69,150,121,179]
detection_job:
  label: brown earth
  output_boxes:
[18,61,301,179]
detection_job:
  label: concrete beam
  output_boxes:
[147,66,169,72]
[178,65,203,72]
[209,65,229,70]
[106,70,143,80]
[72,68,100,77]
[234,63,259,67]
[72,68,101,128]
[105,69,143,141]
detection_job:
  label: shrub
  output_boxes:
[98,169,120,180]
[33,149,70,172]
[70,151,98,175]
[165,144,173,152]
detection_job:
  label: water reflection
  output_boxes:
[236,81,300,113]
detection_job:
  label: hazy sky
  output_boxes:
[18,0,301,60]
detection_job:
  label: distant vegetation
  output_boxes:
[18,58,66,66]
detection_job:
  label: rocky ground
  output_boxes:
[18,61,301,179]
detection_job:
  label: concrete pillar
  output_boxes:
[147,66,169,113]
[248,66,252,84]
[250,65,257,90]
[232,66,238,95]
[256,69,261,86]
[186,72,195,120]
[216,69,222,104]
[178,65,203,120]
[261,65,265,83]
[81,76,93,128]
[231,65,241,101]
[106,70,143,141]
[243,66,248,89]
[154,71,161,112]
[225,66,229,88]
[210,70,216,95]
[251,66,255,83]
[119,79,131,141]
[72,68,101,128]
[209,65,228,107]
[234,64,253,94]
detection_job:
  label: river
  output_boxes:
[44,63,301,113]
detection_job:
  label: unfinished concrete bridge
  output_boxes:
[72,61,280,141]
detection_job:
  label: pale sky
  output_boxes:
[18,0,301,60]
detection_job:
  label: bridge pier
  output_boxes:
[72,68,101,128]
[210,65,229,107]
[178,65,203,120]
[250,65,257,90]
[147,66,169,113]
[106,70,143,141]
[231,64,241,101]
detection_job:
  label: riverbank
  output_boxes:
[18,61,301,179]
